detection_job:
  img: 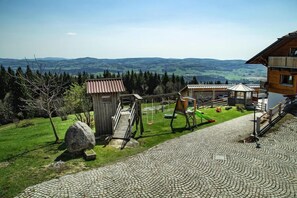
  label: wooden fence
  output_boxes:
[197,98,227,108]
[256,98,290,136]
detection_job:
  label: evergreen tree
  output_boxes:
[190,76,198,84]
[0,65,8,100]
[180,76,186,87]
[171,73,176,84]
[162,71,169,87]
[11,67,27,115]
[77,72,83,85]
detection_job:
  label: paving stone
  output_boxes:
[16,114,297,198]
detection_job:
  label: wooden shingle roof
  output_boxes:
[87,78,125,94]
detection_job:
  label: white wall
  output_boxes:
[268,92,286,109]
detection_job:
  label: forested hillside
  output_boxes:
[0,57,266,83]
[0,65,187,125]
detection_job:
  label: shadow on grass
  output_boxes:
[2,142,57,162]
[136,122,213,139]
[55,150,83,162]
[58,142,67,150]
[135,131,173,139]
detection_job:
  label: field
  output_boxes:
[0,104,251,198]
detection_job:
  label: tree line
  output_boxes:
[0,65,187,125]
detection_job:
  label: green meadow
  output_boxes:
[0,105,251,197]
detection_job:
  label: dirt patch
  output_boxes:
[0,161,10,168]
[238,135,259,143]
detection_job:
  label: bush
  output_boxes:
[16,120,34,128]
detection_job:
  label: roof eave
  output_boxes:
[246,31,297,65]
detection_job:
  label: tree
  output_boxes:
[162,72,169,88]
[63,83,93,127]
[11,67,27,115]
[0,65,8,100]
[153,85,165,95]
[189,76,198,84]
[16,67,65,143]
[165,81,174,93]
[0,93,14,124]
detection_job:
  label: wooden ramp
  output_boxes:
[112,111,131,139]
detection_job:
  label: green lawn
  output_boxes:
[0,105,251,198]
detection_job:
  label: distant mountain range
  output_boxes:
[0,57,266,83]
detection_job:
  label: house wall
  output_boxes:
[92,93,120,137]
[268,68,297,95]
[268,92,286,109]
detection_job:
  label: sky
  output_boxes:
[0,0,297,60]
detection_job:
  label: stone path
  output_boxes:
[17,113,297,197]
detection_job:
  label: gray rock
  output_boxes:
[65,121,96,153]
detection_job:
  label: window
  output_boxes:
[102,95,111,103]
[280,75,294,86]
[290,48,297,57]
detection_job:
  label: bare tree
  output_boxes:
[22,72,64,143]
[14,60,65,143]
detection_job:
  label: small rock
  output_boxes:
[48,160,67,172]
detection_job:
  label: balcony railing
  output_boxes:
[268,56,297,68]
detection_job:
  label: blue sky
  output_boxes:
[0,0,296,60]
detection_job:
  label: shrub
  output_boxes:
[16,120,34,128]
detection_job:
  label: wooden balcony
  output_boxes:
[268,56,297,68]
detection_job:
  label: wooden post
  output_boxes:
[278,103,282,116]
[111,116,115,135]
[256,117,261,134]
[265,103,267,112]
[269,109,273,124]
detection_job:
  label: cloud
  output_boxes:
[66,32,77,36]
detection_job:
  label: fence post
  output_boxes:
[256,117,261,134]
[278,103,282,116]
[269,109,273,124]
[111,116,115,135]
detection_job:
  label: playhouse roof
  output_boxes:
[87,78,126,94]
[227,83,255,92]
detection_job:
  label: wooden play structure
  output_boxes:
[87,78,144,149]
[170,93,197,132]
[170,93,215,132]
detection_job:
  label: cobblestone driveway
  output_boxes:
[17,114,297,197]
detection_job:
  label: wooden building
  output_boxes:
[180,84,260,101]
[246,30,297,109]
[87,78,125,137]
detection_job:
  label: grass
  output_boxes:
[0,105,251,198]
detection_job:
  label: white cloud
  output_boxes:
[66,32,77,36]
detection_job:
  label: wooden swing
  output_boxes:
[147,99,154,125]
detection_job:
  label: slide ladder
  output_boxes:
[110,95,143,149]
[112,102,137,140]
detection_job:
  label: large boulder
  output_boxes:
[65,121,96,153]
